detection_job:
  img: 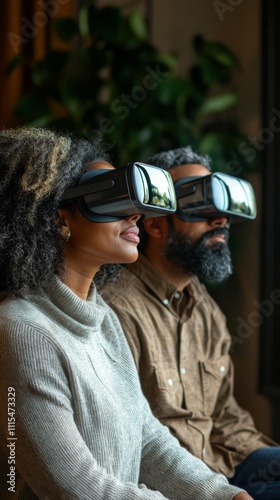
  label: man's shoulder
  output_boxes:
[189,276,226,316]
[190,275,217,299]
[188,275,211,301]
[101,266,142,308]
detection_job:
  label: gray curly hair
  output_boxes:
[0,127,110,296]
[147,146,212,171]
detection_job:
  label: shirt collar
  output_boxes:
[126,253,203,311]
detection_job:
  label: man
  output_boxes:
[102,147,280,499]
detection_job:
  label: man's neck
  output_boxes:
[142,247,192,292]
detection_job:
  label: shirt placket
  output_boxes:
[179,312,207,460]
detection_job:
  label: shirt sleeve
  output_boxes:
[139,395,245,500]
[210,355,274,459]
[197,286,271,457]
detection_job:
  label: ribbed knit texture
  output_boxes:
[0,278,244,499]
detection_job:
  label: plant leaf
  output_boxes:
[78,6,91,39]
[128,10,147,40]
[199,93,238,115]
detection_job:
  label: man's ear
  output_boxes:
[143,216,169,239]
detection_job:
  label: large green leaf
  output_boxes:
[156,52,177,70]
[203,42,240,68]
[78,6,92,40]
[128,10,147,40]
[198,55,231,86]
[199,92,238,115]
[157,76,190,105]
[193,35,239,69]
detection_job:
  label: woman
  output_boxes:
[0,127,251,499]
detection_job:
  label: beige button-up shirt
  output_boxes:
[102,254,273,477]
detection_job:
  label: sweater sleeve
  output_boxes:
[0,321,167,500]
[138,395,245,500]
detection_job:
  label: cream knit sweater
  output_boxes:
[0,279,244,499]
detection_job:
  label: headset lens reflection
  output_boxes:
[135,165,176,210]
[175,172,257,222]
[212,174,256,217]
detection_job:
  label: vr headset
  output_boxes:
[61,162,177,222]
[174,172,257,222]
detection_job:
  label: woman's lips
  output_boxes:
[120,226,140,244]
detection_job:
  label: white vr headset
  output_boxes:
[174,172,257,222]
[61,162,177,222]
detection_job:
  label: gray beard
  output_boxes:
[164,225,233,283]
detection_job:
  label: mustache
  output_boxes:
[200,226,230,245]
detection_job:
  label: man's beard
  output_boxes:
[164,223,233,283]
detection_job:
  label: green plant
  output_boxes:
[7,2,258,171]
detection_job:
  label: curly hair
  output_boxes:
[147,146,212,171]
[0,127,109,296]
[138,146,212,252]
[94,264,123,291]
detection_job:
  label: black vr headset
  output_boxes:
[61,162,177,222]
[174,172,257,222]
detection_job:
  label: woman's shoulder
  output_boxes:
[0,297,37,323]
[0,294,58,350]
[0,295,42,322]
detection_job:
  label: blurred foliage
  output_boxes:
[7,2,259,170]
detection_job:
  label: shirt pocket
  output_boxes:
[199,355,229,416]
[152,362,184,417]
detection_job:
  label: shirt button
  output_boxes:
[220,365,226,373]
[181,368,186,375]
[167,378,173,386]
[174,291,181,299]
[162,298,169,305]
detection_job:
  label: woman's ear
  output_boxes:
[56,208,72,241]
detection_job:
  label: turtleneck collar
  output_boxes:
[29,277,107,341]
